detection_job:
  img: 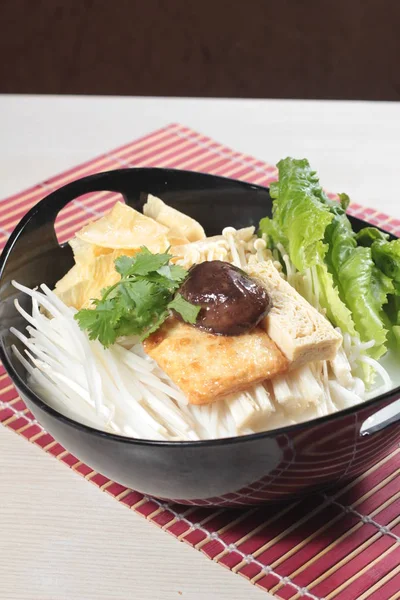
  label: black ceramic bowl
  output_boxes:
[1,168,400,506]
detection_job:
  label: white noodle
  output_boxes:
[14,298,37,328]
[9,225,394,441]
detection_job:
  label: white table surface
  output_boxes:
[1,94,400,600]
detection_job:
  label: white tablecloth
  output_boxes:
[1,95,399,600]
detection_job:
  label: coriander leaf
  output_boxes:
[139,310,170,341]
[119,279,157,314]
[74,299,119,347]
[74,307,99,331]
[157,264,188,283]
[133,252,172,275]
[114,255,136,278]
[75,248,195,347]
[168,293,200,324]
[113,314,148,338]
[115,247,172,277]
[115,285,134,313]
[144,271,182,291]
[131,247,172,275]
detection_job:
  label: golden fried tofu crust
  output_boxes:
[144,318,288,405]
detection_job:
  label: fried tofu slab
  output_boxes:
[245,261,342,367]
[144,318,288,405]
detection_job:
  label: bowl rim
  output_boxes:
[1,166,399,448]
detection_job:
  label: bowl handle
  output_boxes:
[24,168,154,225]
[0,169,154,291]
[360,398,400,436]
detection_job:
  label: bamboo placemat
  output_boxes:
[1,124,399,600]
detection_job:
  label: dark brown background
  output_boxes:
[1,0,399,100]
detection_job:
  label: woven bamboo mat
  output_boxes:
[1,123,399,600]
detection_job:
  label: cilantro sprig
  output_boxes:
[74,247,200,347]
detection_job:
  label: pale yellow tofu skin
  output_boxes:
[143,194,206,243]
[75,201,170,251]
[54,248,138,310]
[144,318,289,405]
[245,261,342,367]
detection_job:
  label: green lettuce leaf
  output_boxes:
[338,193,350,211]
[324,213,357,282]
[314,263,356,337]
[392,325,400,351]
[371,238,400,287]
[261,156,394,364]
[262,158,334,271]
[355,227,389,247]
[384,294,400,350]
[369,238,400,353]
[334,246,393,359]
[319,199,393,360]
[261,159,357,339]
[258,215,287,250]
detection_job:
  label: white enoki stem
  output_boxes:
[175,228,276,272]
[222,227,242,267]
[189,229,390,399]
[268,245,391,390]
[9,226,386,441]
[11,277,367,440]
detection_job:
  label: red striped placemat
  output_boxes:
[1,123,399,600]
